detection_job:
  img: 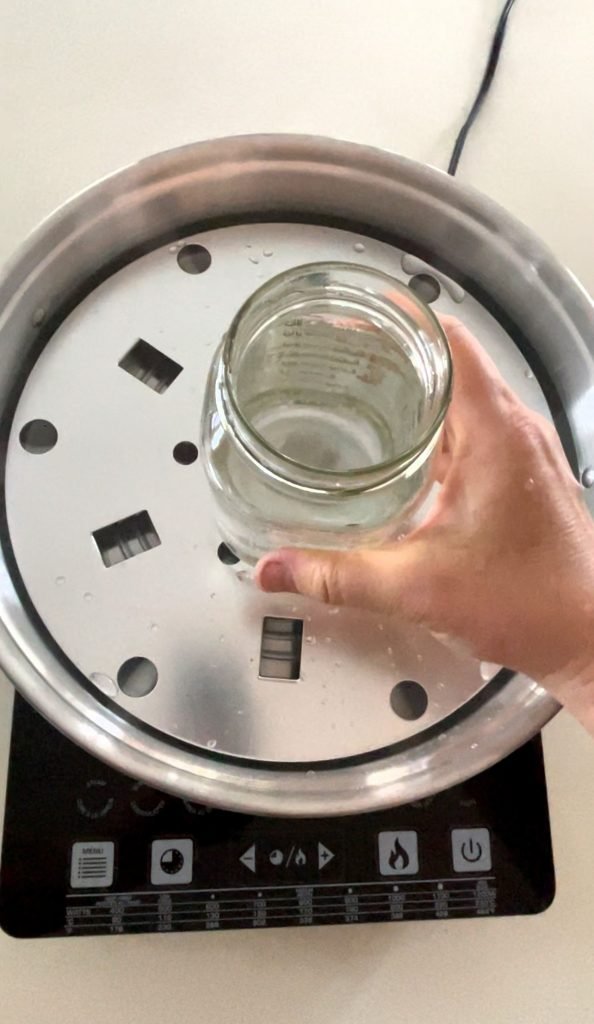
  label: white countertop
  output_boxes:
[1,1,594,1021]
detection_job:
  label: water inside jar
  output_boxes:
[233,303,429,475]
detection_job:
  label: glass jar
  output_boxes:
[201,262,452,565]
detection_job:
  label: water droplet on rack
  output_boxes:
[55,576,66,586]
[83,592,93,602]
[525,477,535,491]
[89,672,118,697]
[377,623,384,631]
[263,249,274,257]
[327,606,340,616]
[168,244,179,253]
[305,635,316,646]
[480,661,501,682]
[207,739,217,749]
[353,242,365,253]
[32,307,46,327]
[219,634,225,643]
[306,770,316,778]
[249,255,260,265]
[387,646,393,656]
[524,368,535,380]
[149,622,159,632]
[470,742,479,751]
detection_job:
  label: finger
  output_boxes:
[438,315,520,453]
[256,543,432,619]
[432,418,453,484]
[439,315,512,402]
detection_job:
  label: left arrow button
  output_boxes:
[239,843,257,873]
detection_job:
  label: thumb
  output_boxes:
[255,543,432,619]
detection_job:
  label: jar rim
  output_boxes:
[221,261,453,493]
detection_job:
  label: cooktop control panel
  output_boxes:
[0,697,555,938]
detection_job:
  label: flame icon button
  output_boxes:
[378,831,419,876]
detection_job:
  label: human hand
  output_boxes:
[256,317,594,733]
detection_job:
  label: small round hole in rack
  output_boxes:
[408,274,441,304]
[390,680,428,720]
[19,419,58,454]
[173,441,199,465]
[176,244,212,274]
[217,542,240,565]
[117,657,158,698]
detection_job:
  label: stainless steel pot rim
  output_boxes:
[0,132,590,815]
[0,604,559,815]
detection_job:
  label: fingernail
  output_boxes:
[257,558,296,593]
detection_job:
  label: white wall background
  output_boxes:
[1,2,594,1023]
[1,0,594,286]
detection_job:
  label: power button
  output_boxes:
[451,828,492,873]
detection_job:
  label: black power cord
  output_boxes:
[447,0,519,175]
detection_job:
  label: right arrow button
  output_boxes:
[318,842,335,871]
